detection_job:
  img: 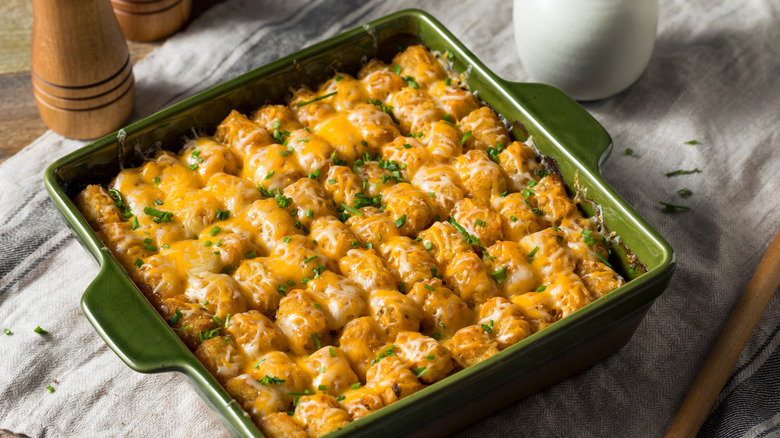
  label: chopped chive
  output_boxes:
[283,236,291,243]
[153,177,161,185]
[474,219,486,227]
[665,168,701,177]
[278,147,294,157]
[460,131,473,145]
[424,284,435,291]
[510,215,518,222]
[34,326,48,335]
[46,385,55,393]
[581,229,597,246]
[395,215,407,228]
[595,251,612,268]
[412,367,428,376]
[424,241,433,250]
[677,188,693,198]
[445,78,451,86]
[134,258,143,268]
[425,354,435,361]
[253,358,266,369]
[265,170,275,180]
[3,328,12,336]
[277,284,288,296]
[245,251,257,259]
[311,332,322,349]
[329,347,336,358]
[143,206,174,223]
[660,201,691,212]
[306,208,314,218]
[535,285,547,293]
[625,148,634,155]
[304,255,318,264]
[131,216,139,230]
[527,246,540,263]
[481,320,494,334]
[257,375,285,385]
[209,226,221,236]
[491,267,507,284]
[167,309,183,326]
[296,91,337,107]
[393,64,401,75]
[341,203,363,216]
[351,382,361,390]
[684,140,699,145]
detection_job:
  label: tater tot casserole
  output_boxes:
[74,44,626,437]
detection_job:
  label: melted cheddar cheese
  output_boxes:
[75,45,626,437]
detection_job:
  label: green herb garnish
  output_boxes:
[296,91,337,107]
[491,267,507,284]
[665,168,701,177]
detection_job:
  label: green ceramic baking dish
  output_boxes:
[44,9,675,437]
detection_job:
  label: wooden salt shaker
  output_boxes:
[111,0,192,42]
[31,0,135,140]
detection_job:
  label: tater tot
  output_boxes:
[451,197,503,248]
[382,182,435,237]
[444,325,500,369]
[338,317,387,381]
[443,252,499,308]
[338,248,398,293]
[393,331,454,384]
[407,280,474,340]
[459,106,511,152]
[365,355,423,405]
[368,289,424,339]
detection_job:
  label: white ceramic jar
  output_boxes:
[513,0,659,101]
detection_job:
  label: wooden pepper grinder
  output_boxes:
[31,0,135,140]
[111,0,192,42]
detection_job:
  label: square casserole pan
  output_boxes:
[44,9,675,438]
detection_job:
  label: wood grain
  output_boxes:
[666,228,780,437]
[112,0,192,42]
[0,73,49,164]
[0,0,226,163]
[31,0,135,139]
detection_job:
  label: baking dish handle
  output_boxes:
[81,251,192,373]
[499,80,613,173]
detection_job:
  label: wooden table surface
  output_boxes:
[0,0,225,165]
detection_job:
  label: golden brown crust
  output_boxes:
[74,44,626,437]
